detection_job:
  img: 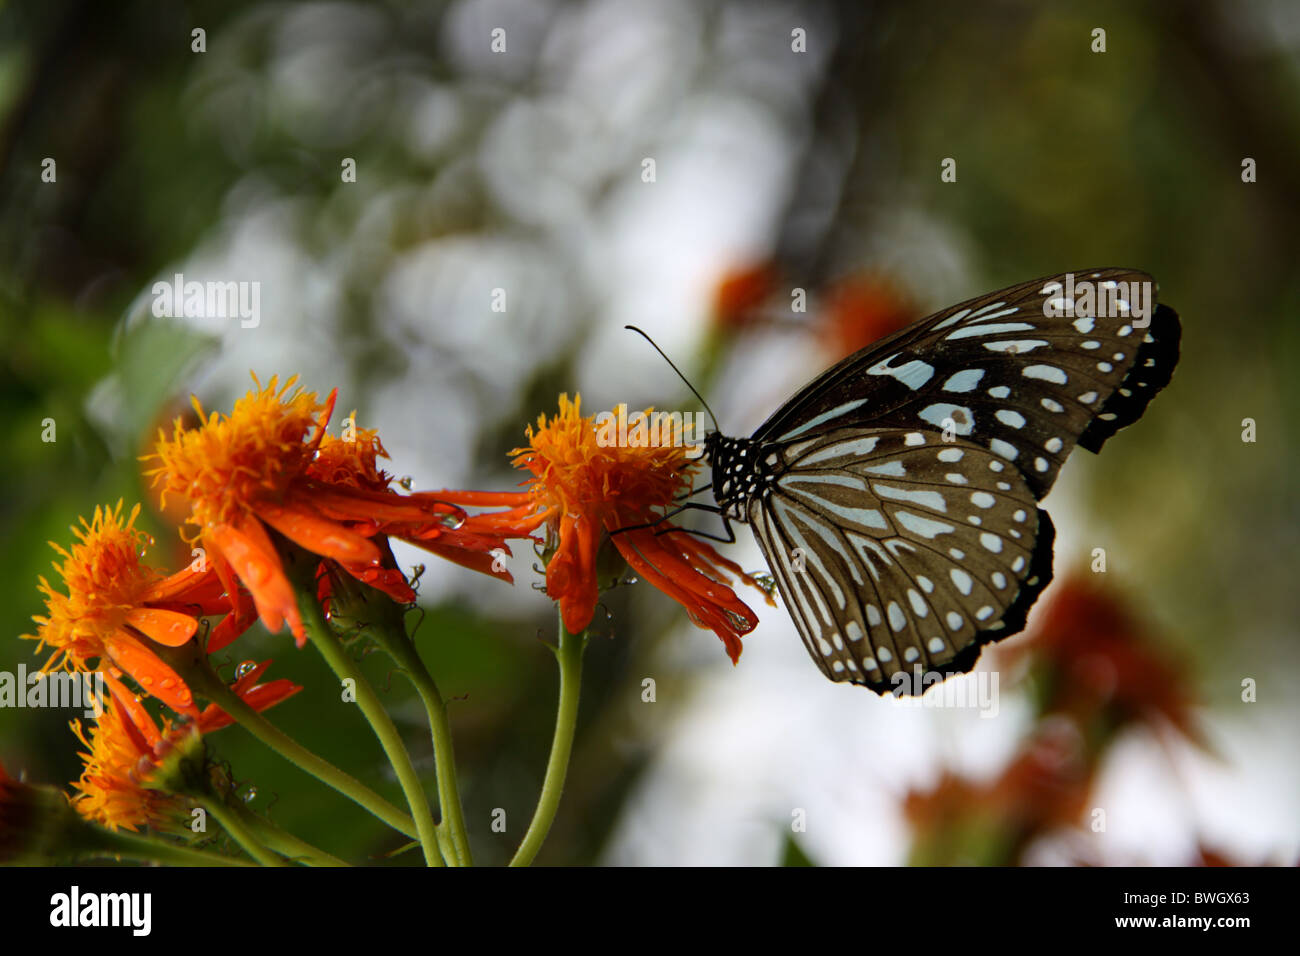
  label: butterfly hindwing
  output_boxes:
[745,427,1054,692]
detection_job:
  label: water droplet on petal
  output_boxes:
[439,512,466,530]
[398,475,414,490]
[235,660,257,678]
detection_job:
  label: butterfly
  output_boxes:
[698,268,1180,695]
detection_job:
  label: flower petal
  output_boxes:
[208,520,303,644]
[255,501,381,566]
[102,629,198,716]
[124,607,198,647]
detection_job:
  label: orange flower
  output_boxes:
[904,720,1093,866]
[711,260,779,333]
[146,376,466,644]
[819,273,918,360]
[437,395,764,661]
[70,668,300,832]
[197,659,302,732]
[25,502,237,716]
[306,423,521,603]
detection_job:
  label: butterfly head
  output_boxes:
[705,431,777,522]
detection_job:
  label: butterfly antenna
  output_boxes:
[623,325,720,432]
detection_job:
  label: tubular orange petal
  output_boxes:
[613,529,757,662]
[124,607,199,648]
[419,489,534,508]
[420,541,514,584]
[309,387,338,450]
[102,629,198,716]
[200,681,300,732]
[306,485,464,524]
[548,513,600,634]
[255,501,382,566]
[339,561,417,603]
[102,673,162,749]
[207,587,258,654]
[138,564,224,605]
[208,521,303,643]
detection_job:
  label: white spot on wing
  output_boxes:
[984,339,1050,353]
[946,322,1036,341]
[995,409,1027,429]
[1023,365,1068,384]
[989,438,1019,461]
[942,369,985,392]
[867,354,936,390]
[873,484,948,512]
[895,511,955,539]
[778,399,868,440]
[918,404,974,435]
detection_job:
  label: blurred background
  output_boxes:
[1,0,1297,865]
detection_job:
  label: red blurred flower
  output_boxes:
[711,260,779,333]
[1011,572,1202,748]
[819,273,918,360]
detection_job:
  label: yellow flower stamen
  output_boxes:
[146,374,329,539]
[27,502,159,674]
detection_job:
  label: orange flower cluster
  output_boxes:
[21,373,772,839]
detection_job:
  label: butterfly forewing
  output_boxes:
[710,267,1180,695]
[753,268,1180,500]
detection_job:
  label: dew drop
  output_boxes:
[235,660,257,679]
[398,475,414,490]
[240,785,258,803]
[624,576,639,586]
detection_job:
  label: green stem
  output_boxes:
[369,618,473,867]
[234,805,349,867]
[298,595,444,867]
[190,668,418,841]
[84,828,254,867]
[509,611,587,867]
[204,802,287,866]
